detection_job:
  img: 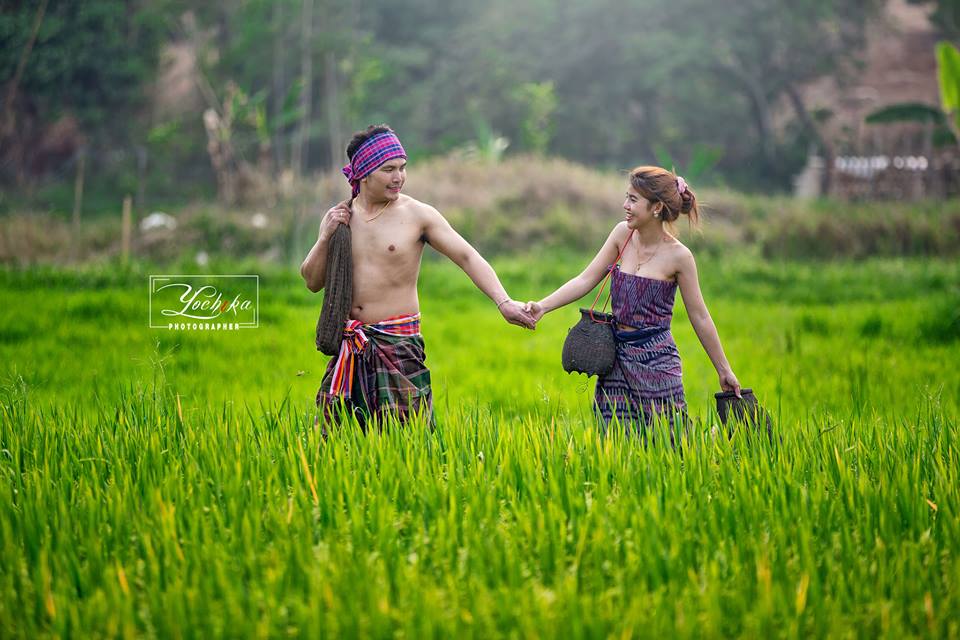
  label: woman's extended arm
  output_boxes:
[528,224,628,321]
[675,247,741,395]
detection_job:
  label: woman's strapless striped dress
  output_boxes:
[595,265,686,431]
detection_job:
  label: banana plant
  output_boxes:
[936,40,960,149]
[863,41,960,152]
[654,144,724,185]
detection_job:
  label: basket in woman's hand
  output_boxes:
[715,388,774,442]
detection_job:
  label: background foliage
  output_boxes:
[5,0,944,212]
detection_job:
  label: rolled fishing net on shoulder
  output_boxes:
[315,221,353,355]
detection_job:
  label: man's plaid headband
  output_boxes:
[341,132,407,197]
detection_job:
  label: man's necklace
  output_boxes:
[633,234,664,272]
[360,199,392,223]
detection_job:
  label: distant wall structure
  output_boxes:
[796,149,960,200]
[793,0,959,200]
[834,152,960,199]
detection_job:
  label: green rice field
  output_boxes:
[1,253,958,637]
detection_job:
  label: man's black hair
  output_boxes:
[346,124,394,161]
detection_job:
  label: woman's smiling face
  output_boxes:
[623,186,661,229]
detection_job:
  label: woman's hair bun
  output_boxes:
[679,189,695,215]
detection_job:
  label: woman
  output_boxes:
[526,166,740,435]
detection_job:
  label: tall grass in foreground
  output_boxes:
[1,256,958,636]
[1,386,957,638]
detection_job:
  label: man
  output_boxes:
[300,124,535,426]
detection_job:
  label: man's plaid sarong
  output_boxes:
[317,313,432,425]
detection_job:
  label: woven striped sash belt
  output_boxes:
[328,313,422,398]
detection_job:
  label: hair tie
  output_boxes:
[676,176,688,196]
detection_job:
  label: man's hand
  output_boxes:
[318,199,352,241]
[523,301,546,324]
[499,299,537,329]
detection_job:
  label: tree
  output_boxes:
[0,0,167,185]
[675,0,884,191]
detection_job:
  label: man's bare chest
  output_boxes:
[351,220,424,264]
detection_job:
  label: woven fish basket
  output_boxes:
[561,308,617,377]
[715,388,774,441]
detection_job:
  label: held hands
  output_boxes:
[719,369,741,397]
[522,301,545,324]
[498,299,546,330]
[319,199,352,241]
[499,299,537,330]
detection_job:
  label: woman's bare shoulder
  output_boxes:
[664,237,696,270]
[611,221,631,241]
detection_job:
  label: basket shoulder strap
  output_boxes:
[590,229,635,317]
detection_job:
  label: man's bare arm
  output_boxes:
[422,205,535,328]
[300,200,351,292]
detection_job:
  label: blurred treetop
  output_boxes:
[0,0,949,205]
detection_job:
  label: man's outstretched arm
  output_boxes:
[422,206,535,329]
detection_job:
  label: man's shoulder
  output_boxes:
[397,194,442,220]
